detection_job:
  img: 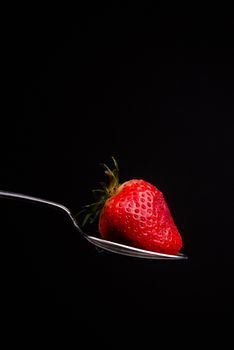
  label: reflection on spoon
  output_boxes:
[0,190,188,260]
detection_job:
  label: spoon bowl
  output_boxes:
[0,190,188,260]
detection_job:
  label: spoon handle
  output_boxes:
[0,190,83,233]
[0,190,68,211]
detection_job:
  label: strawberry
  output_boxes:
[79,157,183,255]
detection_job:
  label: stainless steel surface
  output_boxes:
[0,190,188,260]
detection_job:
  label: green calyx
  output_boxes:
[76,157,120,227]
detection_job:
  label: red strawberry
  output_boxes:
[79,158,183,255]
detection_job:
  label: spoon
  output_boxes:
[0,190,187,260]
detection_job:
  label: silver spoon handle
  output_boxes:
[0,190,69,212]
[0,190,83,233]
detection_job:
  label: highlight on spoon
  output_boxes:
[85,235,188,260]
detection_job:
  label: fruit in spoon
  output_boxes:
[79,158,182,255]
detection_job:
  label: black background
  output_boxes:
[2,7,234,345]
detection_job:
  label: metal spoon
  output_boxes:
[0,190,188,260]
